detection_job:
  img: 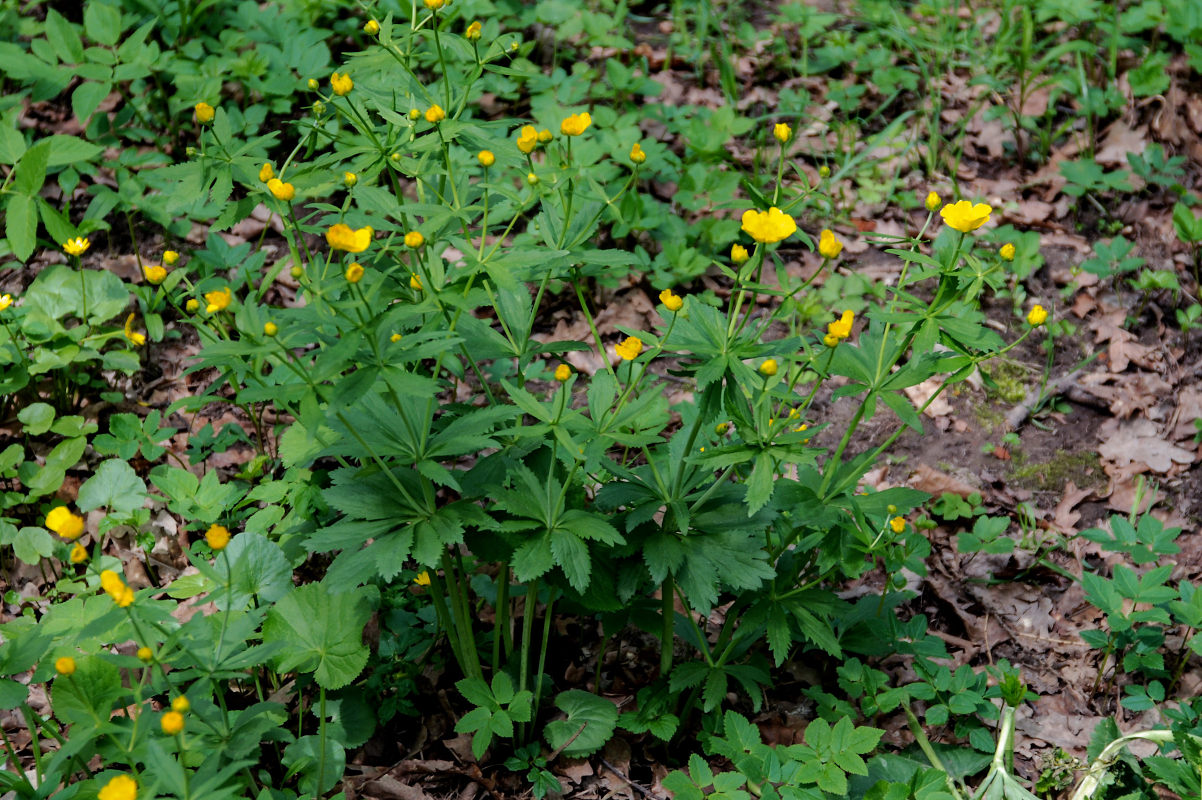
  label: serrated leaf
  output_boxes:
[262,583,370,689]
[544,689,618,757]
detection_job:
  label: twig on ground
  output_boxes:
[600,758,660,799]
[1004,367,1086,430]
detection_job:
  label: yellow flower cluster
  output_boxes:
[100,570,135,608]
[204,287,232,314]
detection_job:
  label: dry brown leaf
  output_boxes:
[907,463,979,498]
[903,377,954,418]
[1097,417,1196,473]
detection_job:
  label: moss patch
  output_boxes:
[981,360,1033,404]
[1009,448,1105,492]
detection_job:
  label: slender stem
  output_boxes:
[660,576,674,675]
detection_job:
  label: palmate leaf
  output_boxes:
[262,583,370,690]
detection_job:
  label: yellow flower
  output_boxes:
[161,711,185,736]
[364,19,380,35]
[46,507,85,540]
[114,585,134,608]
[526,172,539,185]
[478,150,495,167]
[0,294,12,312]
[100,570,124,596]
[69,543,88,563]
[409,274,423,290]
[615,336,643,361]
[924,190,941,212]
[63,237,90,256]
[163,250,179,266]
[560,112,591,136]
[330,72,353,96]
[405,231,424,248]
[740,207,797,244]
[773,122,792,143]
[659,288,683,312]
[204,287,232,314]
[54,656,75,676]
[326,223,373,252]
[818,165,830,178]
[194,102,215,124]
[759,358,778,376]
[630,142,646,164]
[818,229,843,259]
[137,646,153,663]
[517,125,538,154]
[124,314,146,347]
[890,516,906,533]
[205,523,231,550]
[1027,304,1048,327]
[390,333,402,343]
[259,163,274,182]
[715,422,729,434]
[1000,243,1016,261]
[424,0,444,9]
[823,333,840,347]
[346,263,365,283]
[172,696,190,713]
[827,309,854,340]
[98,774,137,800]
[425,104,445,123]
[414,571,432,586]
[554,364,572,382]
[263,322,278,337]
[731,244,749,264]
[465,20,482,40]
[142,264,167,284]
[343,171,357,187]
[267,178,295,202]
[408,108,421,121]
[939,199,993,233]
[307,78,319,90]
[185,299,199,313]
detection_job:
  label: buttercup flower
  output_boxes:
[55,656,75,676]
[326,224,373,253]
[259,163,274,182]
[364,19,380,35]
[561,112,591,136]
[343,171,357,187]
[925,191,941,212]
[99,571,135,608]
[414,571,432,586]
[1027,304,1048,327]
[390,333,402,343]
[890,516,906,533]
[307,78,319,90]
[1000,243,1016,261]
[823,333,840,347]
[267,179,295,202]
[478,150,495,167]
[137,646,153,663]
[345,263,365,283]
[408,108,421,121]
[69,543,88,563]
[263,322,278,337]
[204,287,232,314]
[424,0,444,9]
[185,299,199,313]
[537,129,553,143]
[63,237,90,256]
[526,172,539,185]
[818,165,830,178]
[731,244,749,264]
[940,200,993,233]
[205,524,231,550]
[615,336,643,361]
[0,294,12,312]
[409,274,423,290]
[163,250,179,266]
[741,207,797,244]
[759,358,778,376]
[161,711,185,736]
[98,774,137,800]
[194,102,214,124]
[630,142,646,164]
[555,364,571,382]
[516,125,538,154]
[172,696,190,713]
[465,20,482,40]
[773,122,792,143]
[46,507,85,540]
[142,264,167,284]
[818,229,843,259]
[405,231,424,248]
[827,309,855,341]
[715,422,730,434]
[330,72,353,96]
[659,289,683,312]
[425,104,445,123]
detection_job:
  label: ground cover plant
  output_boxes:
[0,0,1201,799]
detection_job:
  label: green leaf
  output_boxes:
[83,2,123,46]
[282,734,344,795]
[13,140,49,196]
[17,402,55,436]
[72,82,111,125]
[10,527,56,565]
[0,678,28,710]
[544,689,618,757]
[44,10,84,63]
[5,194,37,262]
[77,459,147,515]
[212,533,292,611]
[262,582,370,689]
[45,135,104,167]
[51,655,123,727]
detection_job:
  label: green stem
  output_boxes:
[660,576,675,675]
